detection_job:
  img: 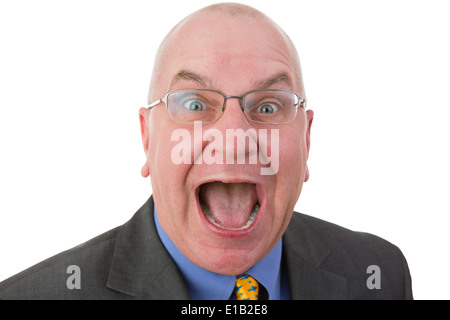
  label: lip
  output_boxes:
[194,177,267,238]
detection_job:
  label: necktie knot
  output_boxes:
[235,275,259,300]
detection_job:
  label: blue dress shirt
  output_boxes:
[154,206,290,300]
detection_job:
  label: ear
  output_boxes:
[304,109,314,182]
[139,107,150,178]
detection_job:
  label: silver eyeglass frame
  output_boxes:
[147,89,306,124]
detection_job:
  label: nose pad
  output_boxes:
[221,96,244,112]
[219,96,249,126]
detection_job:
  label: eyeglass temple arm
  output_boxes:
[147,99,164,110]
[298,97,306,110]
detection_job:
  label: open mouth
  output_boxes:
[198,181,261,231]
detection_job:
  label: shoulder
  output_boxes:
[292,212,400,255]
[286,212,413,299]
[0,227,124,299]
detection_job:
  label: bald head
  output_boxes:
[148,3,305,102]
[199,2,262,17]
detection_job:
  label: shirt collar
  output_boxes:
[154,205,283,300]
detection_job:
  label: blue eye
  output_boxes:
[183,99,208,111]
[256,103,279,114]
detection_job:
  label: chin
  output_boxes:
[195,246,264,276]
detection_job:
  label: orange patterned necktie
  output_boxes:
[235,275,259,300]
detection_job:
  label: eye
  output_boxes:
[256,103,279,114]
[183,99,208,111]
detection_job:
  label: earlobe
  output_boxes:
[141,162,150,178]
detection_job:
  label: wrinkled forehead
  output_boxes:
[154,11,300,95]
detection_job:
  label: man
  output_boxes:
[0,3,413,300]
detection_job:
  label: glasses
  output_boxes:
[147,89,305,125]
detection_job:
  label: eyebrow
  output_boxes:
[171,70,212,88]
[254,72,293,90]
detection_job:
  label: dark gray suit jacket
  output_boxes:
[0,196,413,299]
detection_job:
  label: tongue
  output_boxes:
[199,182,258,228]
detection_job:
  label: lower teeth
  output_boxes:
[201,203,260,230]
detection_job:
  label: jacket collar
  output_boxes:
[282,213,348,299]
[106,196,190,299]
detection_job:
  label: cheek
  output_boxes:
[148,116,170,178]
[148,108,184,175]
[273,128,307,210]
[278,128,306,173]
[147,111,192,211]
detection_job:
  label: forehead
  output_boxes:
[159,12,297,93]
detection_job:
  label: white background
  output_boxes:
[1,0,449,300]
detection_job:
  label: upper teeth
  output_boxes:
[201,203,260,231]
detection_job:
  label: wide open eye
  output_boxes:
[256,103,279,114]
[183,99,208,111]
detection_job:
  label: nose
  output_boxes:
[205,96,258,165]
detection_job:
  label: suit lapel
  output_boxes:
[106,196,190,299]
[283,213,348,300]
